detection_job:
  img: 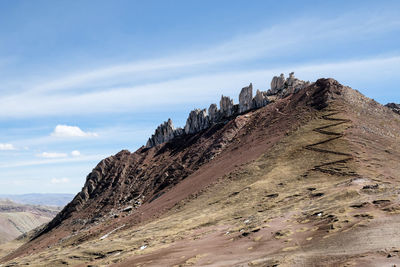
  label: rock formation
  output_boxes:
[208,104,219,123]
[146,119,183,147]
[253,89,269,108]
[184,109,210,134]
[239,83,253,113]
[268,72,309,97]
[145,72,308,148]
[220,95,234,118]
[385,103,400,115]
[269,73,285,95]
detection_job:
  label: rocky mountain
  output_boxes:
[1,74,400,266]
[0,199,60,245]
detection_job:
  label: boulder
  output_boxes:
[239,83,253,113]
[184,109,210,134]
[220,95,234,117]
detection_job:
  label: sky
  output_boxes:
[0,0,399,194]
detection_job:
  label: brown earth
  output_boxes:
[1,79,400,266]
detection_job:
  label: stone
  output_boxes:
[146,119,181,148]
[184,109,210,134]
[253,89,269,108]
[220,95,234,117]
[269,72,309,97]
[385,103,400,115]
[270,73,285,94]
[239,83,253,113]
[208,103,219,123]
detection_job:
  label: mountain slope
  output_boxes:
[2,78,400,266]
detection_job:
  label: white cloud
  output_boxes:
[0,143,16,151]
[51,125,98,138]
[38,152,68,158]
[50,178,70,184]
[71,150,81,157]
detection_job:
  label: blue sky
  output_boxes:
[0,0,399,194]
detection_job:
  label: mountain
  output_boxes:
[0,194,75,207]
[0,199,60,245]
[1,75,400,266]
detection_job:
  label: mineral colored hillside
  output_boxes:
[2,75,400,267]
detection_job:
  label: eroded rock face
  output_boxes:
[220,95,234,118]
[208,103,219,123]
[268,72,309,97]
[145,72,310,148]
[184,109,210,134]
[239,83,253,113]
[253,89,269,108]
[146,119,183,148]
[385,103,400,115]
[270,73,285,95]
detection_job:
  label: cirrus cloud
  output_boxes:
[0,143,16,151]
[38,152,68,158]
[51,125,98,138]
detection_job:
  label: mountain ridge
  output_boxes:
[2,76,400,266]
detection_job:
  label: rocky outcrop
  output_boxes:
[270,73,285,95]
[385,103,400,115]
[208,104,219,123]
[253,89,269,108]
[268,72,309,97]
[146,119,183,147]
[239,83,253,113]
[145,72,309,148]
[220,95,234,118]
[184,109,210,134]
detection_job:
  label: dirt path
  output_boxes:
[305,110,355,177]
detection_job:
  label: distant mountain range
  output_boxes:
[0,193,74,207]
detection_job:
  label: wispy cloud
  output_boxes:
[71,150,81,157]
[0,154,106,169]
[0,13,398,119]
[38,152,68,158]
[0,143,16,151]
[51,125,98,138]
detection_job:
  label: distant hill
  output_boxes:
[0,193,74,207]
[0,199,60,244]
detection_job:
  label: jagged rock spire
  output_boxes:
[184,109,210,134]
[239,83,253,113]
[145,72,307,148]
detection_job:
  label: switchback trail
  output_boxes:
[305,109,356,177]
